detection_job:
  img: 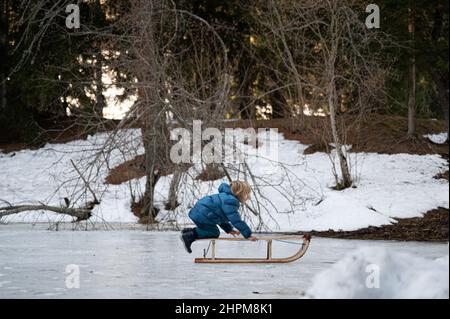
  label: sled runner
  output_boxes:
[195,234,311,264]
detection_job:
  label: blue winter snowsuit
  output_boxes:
[188,183,252,239]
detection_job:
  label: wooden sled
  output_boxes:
[195,234,311,264]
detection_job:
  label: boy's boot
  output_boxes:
[181,228,197,254]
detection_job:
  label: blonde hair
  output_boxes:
[230,181,252,201]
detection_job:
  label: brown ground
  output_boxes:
[0,117,121,154]
[105,155,146,185]
[302,207,449,242]
[2,114,446,157]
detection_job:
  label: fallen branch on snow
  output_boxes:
[0,204,93,221]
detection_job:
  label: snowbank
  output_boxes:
[0,129,448,231]
[0,129,143,223]
[307,247,449,299]
[155,133,449,231]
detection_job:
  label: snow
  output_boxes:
[157,132,448,231]
[0,226,447,299]
[0,129,448,232]
[307,247,449,299]
[0,129,143,224]
[424,132,448,144]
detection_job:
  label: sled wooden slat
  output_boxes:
[195,235,311,264]
[196,235,306,241]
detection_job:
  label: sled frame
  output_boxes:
[194,234,311,264]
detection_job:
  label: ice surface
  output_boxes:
[0,225,447,299]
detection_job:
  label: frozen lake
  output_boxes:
[0,224,448,299]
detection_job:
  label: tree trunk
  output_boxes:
[269,88,288,119]
[94,50,105,117]
[407,6,416,137]
[271,0,305,118]
[141,123,161,224]
[0,0,8,112]
[431,68,449,141]
[166,170,182,210]
[328,80,352,188]
[327,6,352,189]
[430,3,449,141]
[407,55,416,137]
[0,72,6,112]
[238,83,254,119]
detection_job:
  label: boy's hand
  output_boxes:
[248,236,258,242]
[229,230,240,237]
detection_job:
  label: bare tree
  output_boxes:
[113,0,233,225]
[407,4,417,137]
[0,0,7,112]
[253,0,391,189]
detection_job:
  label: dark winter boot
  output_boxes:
[180,228,197,254]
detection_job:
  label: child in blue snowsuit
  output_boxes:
[181,181,257,253]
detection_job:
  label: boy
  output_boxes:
[181,181,257,253]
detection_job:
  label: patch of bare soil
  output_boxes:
[105,155,146,185]
[0,117,122,154]
[130,198,160,224]
[195,164,226,181]
[304,207,449,242]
